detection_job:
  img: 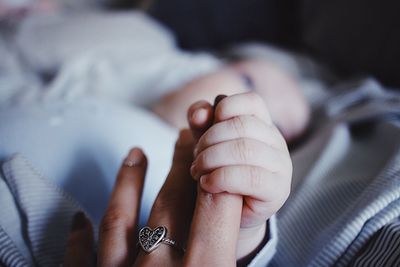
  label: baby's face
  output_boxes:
[230,61,310,141]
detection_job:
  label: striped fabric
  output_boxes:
[270,84,400,267]
[0,81,400,266]
[0,155,87,267]
[0,226,28,267]
[350,221,400,266]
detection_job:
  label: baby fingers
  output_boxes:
[195,115,287,157]
[191,138,291,180]
[214,92,272,124]
[199,166,290,202]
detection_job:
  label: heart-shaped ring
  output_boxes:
[138,226,167,253]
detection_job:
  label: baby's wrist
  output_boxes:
[236,222,267,261]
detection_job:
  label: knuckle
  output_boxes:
[230,116,247,137]
[202,128,214,147]
[248,167,263,190]
[152,187,184,212]
[233,139,252,162]
[213,168,229,189]
[152,197,170,213]
[100,208,131,235]
[154,193,174,209]
[198,150,211,169]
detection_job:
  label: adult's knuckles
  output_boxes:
[152,192,183,212]
[100,208,133,235]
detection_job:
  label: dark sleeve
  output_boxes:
[349,220,400,266]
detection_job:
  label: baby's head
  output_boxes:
[153,59,310,143]
[230,60,310,142]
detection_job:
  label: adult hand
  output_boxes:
[63,147,148,267]
[63,101,243,266]
[132,129,197,267]
[65,135,197,267]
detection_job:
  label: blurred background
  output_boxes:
[1,0,400,88]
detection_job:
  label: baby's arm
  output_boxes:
[190,92,292,260]
[152,59,310,142]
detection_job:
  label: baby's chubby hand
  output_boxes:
[190,92,292,231]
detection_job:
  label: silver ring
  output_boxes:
[138,226,184,254]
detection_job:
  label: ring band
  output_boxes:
[138,226,184,254]
[161,237,177,247]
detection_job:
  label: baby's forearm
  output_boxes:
[152,60,310,142]
[152,68,248,129]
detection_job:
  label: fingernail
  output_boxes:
[213,95,227,108]
[191,108,208,124]
[124,147,144,167]
[71,211,87,231]
[200,175,207,185]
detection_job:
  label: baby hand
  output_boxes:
[190,92,292,244]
